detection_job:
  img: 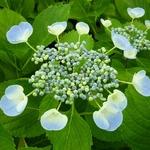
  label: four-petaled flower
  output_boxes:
[47,21,67,36]
[93,101,123,131]
[76,22,89,35]
[0,85,28,116]
[6,22,33,44]
[132,70,150,96]
[111,31,133,51]
[40,108,68,131]
[127,7,145,19]
[100,19,112,28]
[107,89,127,111]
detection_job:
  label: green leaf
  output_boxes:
[0,0,11,8]
[136,58,150,72]
[121,85,150,150]
[19,146,51,150]
[60,30,94,50]
[39,93,59,117]
[46,105,92,150]
[0,79,45,137]
[85,103,122,142]
[30,4,71,47]
[0,124,16,150]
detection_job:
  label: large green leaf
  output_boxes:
[19,146,51,150]
[0,79,45,137]
[46,105,92,150]
[0,124,16,150]
[121,85,150,150]
[29,4,71,47]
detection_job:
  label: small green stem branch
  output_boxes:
[95,100,101,109]
[119,80,132,85]
[57,101,62,110]
[105,46,116,55]
[26,89,35,97]
[26,41,36,52]
[57,35,60,44]
[78,35,81,43]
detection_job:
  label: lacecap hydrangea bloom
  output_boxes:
[40,108,68,131]
[132,70,150,96]
[0,85,28,116]
[6,22,33,44]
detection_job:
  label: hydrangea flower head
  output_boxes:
[123,48,137,59]
[47,21,67,36]
[145,20,150,29]
[127,7,145,19]
[40,108,68,131]
[6,22,33,44]
[132,70,150,96]
[76,22,89,35]
[0,85,28,116]
[93,101,123,131]
[100,19,112,28]
[107,89,127,111]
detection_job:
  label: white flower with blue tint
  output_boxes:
[0,85,28,116]
[6,22,33,44]
[111,31,133,51]
[107,89,127,111]
[40,108,68,131]
[127,7,145,19]
[132,70,150,96]
[123,48,137,59]
[93,101,123,131]
[47,21,67,36]
[145,20,150,29]
[100,19,112,28]
[76,22,89,35]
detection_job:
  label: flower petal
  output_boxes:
[6,22,33,44]
[100,19,112,28]
[107,89,127,111]
[76,22,89,35]
[16,95,28,112]
[127,7,145,19]
[111,31,133,51]
[145,20,150,29]
[132,70,150,96]
[40,109,68,131]
[123,48,137,59]
[47,21,67,36]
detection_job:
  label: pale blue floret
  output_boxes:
[132,70,150,96]
[6,22,33,44]
[93,101,123,131]
[0,85,28,116]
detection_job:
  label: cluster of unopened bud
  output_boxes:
[29,41,119,104]
[112,25,150,51]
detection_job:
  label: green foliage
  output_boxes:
[46,105,92,150]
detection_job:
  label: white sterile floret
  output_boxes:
[40,108,68,131]
[145,20,150,29]
[6,22,33,44]
[132,70,150,96]
[0,85,28,116]
[111,31,133,51]
[93,101,123,131]
[100,19,112,28]
[76,22,89,35]
[107,89,127,111]
[47,21,67,36]
[123,48,137,59]
[127,7,145,19]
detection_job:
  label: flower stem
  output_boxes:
[95,100,101,109]
[78,35,81,43]
[57,101,62,110]
[26,89,35,97]
[56,35,60,44]
[119,80,132,85]
[26,41,36,52]
[105,46,116,55]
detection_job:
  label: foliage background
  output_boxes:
[0,0,150,150]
